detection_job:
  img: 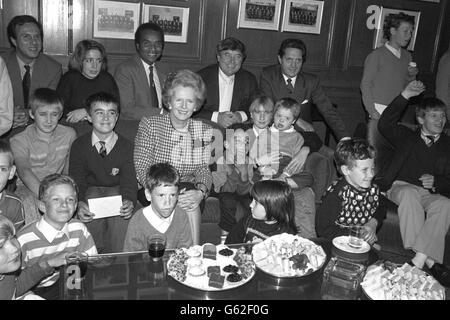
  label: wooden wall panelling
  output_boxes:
[41,0,69,56]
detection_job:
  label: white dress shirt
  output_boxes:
[143,204,174,234]
[282,74,297,87]
[211,68,248,123]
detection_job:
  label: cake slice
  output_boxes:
[203,244,217,260]
[208,272,225,289]
[207,265,221,277]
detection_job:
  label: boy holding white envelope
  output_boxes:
[69,92,137,253]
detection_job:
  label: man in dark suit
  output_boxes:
[377,80,450,287]
[195,37,258,129]
[2,15,62,129]
[260,38,348,140]
[114,22,165,120]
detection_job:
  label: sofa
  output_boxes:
[65,119,450,265]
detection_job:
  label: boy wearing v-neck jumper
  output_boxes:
[69,92,137,253]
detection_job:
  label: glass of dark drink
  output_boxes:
[66,251,89,278]
[147,234,166,262]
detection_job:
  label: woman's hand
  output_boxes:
[295,118,315,132]
[256,152,281,167]
[178,189,203,211]
[67,108,88,123]
[120,200,134,219]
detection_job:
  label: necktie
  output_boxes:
[426,135,435,146]
[286,78,294,94]
[149,65,159,109]
[99,141,107,157]
[22,65,31,108]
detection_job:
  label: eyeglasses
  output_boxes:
[83,58,103,64]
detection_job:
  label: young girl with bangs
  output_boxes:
[225,180,297,244]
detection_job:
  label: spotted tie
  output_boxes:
[149,65,159,109]
[99,141,107,157]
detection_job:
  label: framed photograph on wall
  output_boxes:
[142,4,189,43]
[93,0,140,39]
[373,7,421,51]
[237,0,282,31]
[281,0,324,34]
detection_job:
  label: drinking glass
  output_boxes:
[348,225,364,249]
[66,251,89,278]
[147,234,166,262]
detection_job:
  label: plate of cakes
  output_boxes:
[167,243,256,291]
[361,261,445,300]
[252,233,327,278]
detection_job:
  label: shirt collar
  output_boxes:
[218,68,235,84]
[29,124,57,143]
[37,217,70,243]
[140,58,156,72]
[143,204,174,234]
[253,126,268,137]
[282,74,297,86]
[91,131,118,153]
[385,42,401,59]
[420,130,440,144]
[270,124,295,133]
[16,55,36,71]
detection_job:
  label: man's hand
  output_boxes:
[13,107,29,128]
[407,65,419,78]
[232,112,243,123]
[369,111,380,120]
[256,152,281,167]
[217,112,236,128]
[419,174,435,190]
[120,200,134,219]
[178,189,203,211]
[77,201,95,223]
[402,80,425,100]
[295,118,315,132]
[67,108,88,123]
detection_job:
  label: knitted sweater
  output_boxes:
[225,214,296,245]
[123,206,193,251]
[0,261,54,300]
[360,46,413,117]
[69,132,137,204]
[56,70,119,115]
[315,178,387,240]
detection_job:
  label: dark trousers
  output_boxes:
[218,192,251,232]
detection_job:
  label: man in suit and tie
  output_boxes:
[114,22,165,120]
[2,15,62,129]
[260,38,349,140]
[195,37,258,129]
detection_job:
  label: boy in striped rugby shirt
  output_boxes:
[17,174,97,300]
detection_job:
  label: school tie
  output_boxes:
[149,65,159,109]
[22,65,31,108]
[286,78,294,94]
[426,135,435,147]
[98,141,107,158]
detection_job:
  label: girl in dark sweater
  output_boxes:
[226,180,297,244]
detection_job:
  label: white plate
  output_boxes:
[167,244,255,292]
[252,233,327,278]
[361,262,446,300]
[332,236,370,254]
